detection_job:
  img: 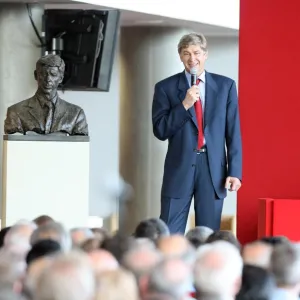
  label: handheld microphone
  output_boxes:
[190,67,197,86]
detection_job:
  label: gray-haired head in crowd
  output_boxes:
[30,222,71,252]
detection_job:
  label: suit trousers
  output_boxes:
[160,151,224,234]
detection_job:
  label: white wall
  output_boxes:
[58,58,120,217]
[205,36,239,84]
[73,0,240,30]
[0,4,120,221]
[0,4,43,216]
[119,27,239,231]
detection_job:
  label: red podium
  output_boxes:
[258,198,300,241]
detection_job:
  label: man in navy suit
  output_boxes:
[152,33,242,234]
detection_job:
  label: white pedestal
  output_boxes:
[2,135,90,229]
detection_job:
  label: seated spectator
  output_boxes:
[26,240,61,265]
[91,227,109,244]
[157,235,195,266]
[260,236,289,246]
[194,241,243,300]
[146,258,192,300]
[236,265,276,300]
[242,241,273,269]
[33,215,54,227]
[0,227,11,248]
[101,233,135,262]
[35,251,95,300]
[88,249,119,274]
[122,247,163,297]
[30,222,71,252]
[0,251,26,293]
[95,268,139,300]
[185,226,213,249]
[23,256,53,299]
[81,238,102,253]
[4,220,37,257]
[132,238,156,251]
[70,227,94,247]
[134,218,170,241]
[206,230,241,250]
[270,243,300,300]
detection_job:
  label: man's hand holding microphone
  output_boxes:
[183,85,200,110]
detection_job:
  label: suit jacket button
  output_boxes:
[192,164,195,167]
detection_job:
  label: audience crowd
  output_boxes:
[0,215,296,300]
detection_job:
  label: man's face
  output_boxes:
[179,44,208,76]
[35,66,63,95]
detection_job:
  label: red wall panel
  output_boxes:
[238,0,300,243]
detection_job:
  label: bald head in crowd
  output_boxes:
[147,258,192,300]
[35,251,95,300]
[88,250,119,274]
[4,220,37,256]
[122,247,162,297]
[71,228,94,247]
[24,256,53,298]
[95,268,139,300]
[30,222,71,252]
[194,241,243,299]
[157,235,195,265]
[242,241,273,269]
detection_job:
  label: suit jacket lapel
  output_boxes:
[28,97,45,131]
[177,71,198,129]
[204,71,218,129]
[52,97,66,131]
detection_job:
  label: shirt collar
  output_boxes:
[185,69,206,85]
[35,91,58,107]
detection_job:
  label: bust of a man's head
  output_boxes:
[4,53,89,136]
[34,54,65,99]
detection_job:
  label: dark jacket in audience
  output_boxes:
[0,227,11,248]
[236,265,276,300]
[26,239,61,265]
[134,218,170,241]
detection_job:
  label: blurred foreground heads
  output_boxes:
[34,251,95,300]
[194,241,243,299]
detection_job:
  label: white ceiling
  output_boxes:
[0,0,238,36]
[120,10,238,36]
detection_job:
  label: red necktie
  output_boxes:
[194,78,204,149]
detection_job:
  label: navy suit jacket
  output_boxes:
[152,71,242,199]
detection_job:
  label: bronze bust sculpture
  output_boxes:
[4,54,88,136]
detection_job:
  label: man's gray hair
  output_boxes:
[35,251,95,300]
[178,32,208,54]
[30,222,72,252]
[4,220,37,252]
[242,241,273,269]
[70,228,94,238]
[270,242,300,286]
[132,238,156,250]
[122,247,163,279]
[36,54,65,74]
[147,259,192,300]
[186,226,214,243]
[0,250,26,289]
[194,241,243,297]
